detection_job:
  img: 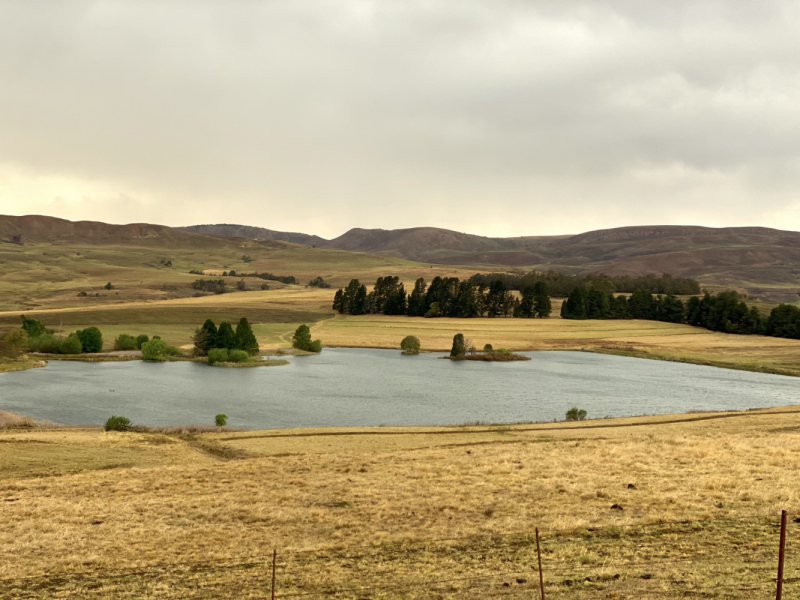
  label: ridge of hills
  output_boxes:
[2,215,800,304]
[180,222,800,302]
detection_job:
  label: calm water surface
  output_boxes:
[0,349,797,428]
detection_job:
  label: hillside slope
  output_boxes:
[178,223,326,247]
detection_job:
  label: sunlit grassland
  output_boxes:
[315,312,800,376]
[2,407,800,598]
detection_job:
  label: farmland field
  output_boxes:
[1,407,800,598]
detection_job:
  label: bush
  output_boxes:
[307,276,330,288]
[483,344,493,352]
[135,334,149,349]
[114,334,138,351]
[165,345,180,356]
[105,416,131,431]
[215,414,228,426]
[27,334,60,354]
[400,335,421,354]
[424,302,442,318]
[76,327,103,353]
[141,338,167,361]
[236,279,247,291]
[59,333,83,355]
[307,339,322,353]
[566,407,587,421]
[208,348,228,364]
[227,349,250,363]
[496,348,511,355]
[260,283,270,290]
[104,282,114,290]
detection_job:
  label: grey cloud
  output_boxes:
[1,1,799,236]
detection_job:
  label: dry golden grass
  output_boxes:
[316,313,800,376]
[2,408,800,598]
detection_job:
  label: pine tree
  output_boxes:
[216,322,237,350]
[533,282,552,318]
[516,286,535,318]
[450,333,466,357]
[235,317,259,355]
[407,278,427,317]
[332,289,343,312]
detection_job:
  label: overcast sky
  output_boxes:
[1,1,800,238]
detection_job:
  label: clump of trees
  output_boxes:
[292,324,322,353]
[114,334,138,351]
[76,327,103,353]
[307,276,331,288]
[400,335,420,354]
[193,318,259,356]
[687,291,762,334]
[22,317,103,355]
[0,328,28,358]
[333,276,552,319]
[560,288,686,323]
[471,271,700,297]
[222,271,297,284]
[192,279,227,294]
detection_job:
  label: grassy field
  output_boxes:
[2,407,800,598]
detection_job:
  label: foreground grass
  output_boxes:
[2,408,800,598]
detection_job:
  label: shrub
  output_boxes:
[307,339,322,353]
[105,416,131,431]
[104,282,114,290]
[76,327,103,353]
[114,334,138,351]
[260,283,270,290]
[307,276,330,288]
[59,333,83,355]
[215,414,228,426]
[135,334,149,349]
[141,338,167,361]
[400,335,421,354]
[227,349,250,363]
[450,333,466,357]
[496,348,511,355]
[165,345,180,356]
[566,407,587,421]
[27,334,60,354]
[483,344,493,352]
[236,279,247,291]
[208,348,228,364]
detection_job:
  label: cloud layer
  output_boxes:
[1,1,799,237]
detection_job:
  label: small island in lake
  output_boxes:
[444,335,531,361]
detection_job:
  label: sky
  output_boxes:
[1,1,800,239]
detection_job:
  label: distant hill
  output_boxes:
[181,222,800,302]
[4,215,799,303]
[178,224,327,247]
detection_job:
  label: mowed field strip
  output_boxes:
[2,407,800,598]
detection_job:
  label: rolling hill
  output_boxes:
[178,222,800,302]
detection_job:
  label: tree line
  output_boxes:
[561,287,800,340]
[333,276,551,318]
[470,271,700,297]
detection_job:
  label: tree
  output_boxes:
[194,319,217,355]
[450,333,466,357]
[236,279,247,291]
[308,276,330,288]
[516,287,535,318]
[235,317,259,355]
[216,322,237,350]
[332,289,344,312]
[585,289,610,319]
[565,407,587,421]
[105,416,131,431]
[424,302,442,318]
[215,414,228,426]
[208,348,228,364]
[407,278,427,317]
[533,282,552,318]
[20,315,45,338]
[628,289,654,320]
[0,328,28,358]
[105,282,114,290]
[136,334,150,350]
[484,343,493,352]
[400,335,421,354]
[141,338,167,361]
[561,288,587,319]
[76,327,103,353]
[292,324,322,352]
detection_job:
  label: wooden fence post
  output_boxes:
[536,527,545,600]
[777,510,787,600]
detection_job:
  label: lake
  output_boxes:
[0,349,797,428]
